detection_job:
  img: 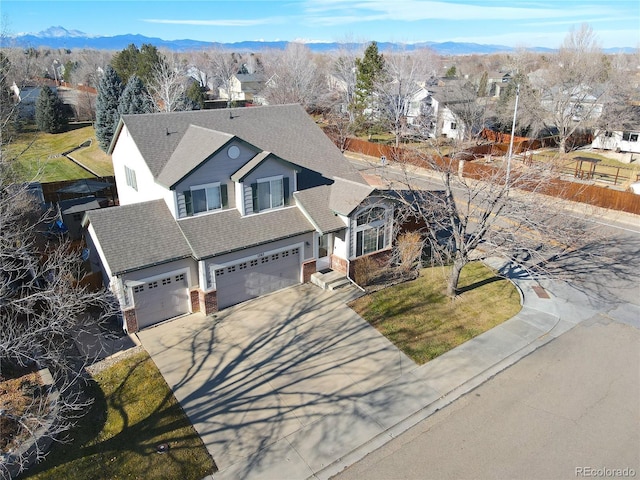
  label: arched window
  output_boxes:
[355,206,387,257]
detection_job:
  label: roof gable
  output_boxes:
[230,151,300,182]
[157,125,234,187]
[329,177,376,216]
[119,104,366,188]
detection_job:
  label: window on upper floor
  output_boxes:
[623,132,639,142]
[450,122,457,130]
[355,206,388,257]
[251,176,289,213]
[125,166,137,191]
[184,182,228,216]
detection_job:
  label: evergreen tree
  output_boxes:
[352,42,385,125]
[35,86,67,133]
[0,52,15,139]
[95,65,123,152]
[111,43,163,86]
[118,74,153,115]
[186,81,205,110]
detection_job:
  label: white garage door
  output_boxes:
[215,247,301,309]
[133,272,190,329]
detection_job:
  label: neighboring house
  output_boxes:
[12,82,57,119]
[591,106,640,155]
[84,104,399,332]
[218,73,266,102]
[592,129,640,154]
[186,66,215,92]
[406,79,471,140]
[487,71,513,98]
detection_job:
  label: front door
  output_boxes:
[317,233,332,271]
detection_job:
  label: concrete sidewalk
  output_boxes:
[196,258,589,480]
[311,260,589,480]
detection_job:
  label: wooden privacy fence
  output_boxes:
[342,137,640,216]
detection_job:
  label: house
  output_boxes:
[486,71,513,98]
[591,106,640,157]
[218,73,267,103]
[84,104,399,332]
[406,79,473,140]
[12,82,57,119]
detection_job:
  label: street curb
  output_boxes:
[312,275,565,480]
[313,314,565,480]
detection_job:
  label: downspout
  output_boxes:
[345,258,366,292]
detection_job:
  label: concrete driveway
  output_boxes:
[137,284,416,479]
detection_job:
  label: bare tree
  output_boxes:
[0,163,117,476]
[71,49,113,88]
[328,42,362,122]
[207,48,241,103]
[386,142,594,297]
[260,43,326,109]
[375,48,439,146]
[524,24,620,152]
[146,54,192,112]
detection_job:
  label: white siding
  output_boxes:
[332,224,348,259]
[118,258,198,289]
[86,223,113,286]
[111,125,172,209]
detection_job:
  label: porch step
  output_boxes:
[310,270,351,291]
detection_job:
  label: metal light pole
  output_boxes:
[506,83,520,190]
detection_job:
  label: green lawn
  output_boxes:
[23,351,216,480]
[4,124,114,182]
[349,262,522,364]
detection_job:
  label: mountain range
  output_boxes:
[5,26,635,55]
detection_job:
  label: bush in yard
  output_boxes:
[393,231,424,276]
[353,255,379,286]
[35,86,68,133]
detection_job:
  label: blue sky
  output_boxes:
[3,0,639,49]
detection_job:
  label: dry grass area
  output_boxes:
[23,351,216,480]
[350,262,522,364]
[0,367,45,454]
[5,124,113,182]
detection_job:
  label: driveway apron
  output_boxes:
[137,283,416,479]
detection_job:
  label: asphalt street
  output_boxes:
[334,314,640,480]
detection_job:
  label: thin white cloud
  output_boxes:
[142,17,282,27]
[303,0,612,24]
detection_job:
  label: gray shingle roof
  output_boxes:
[86,200,192,275]
[117,104,365,187]
[294,185,346,233]
[177,207,315,259]
[229,151,299,182]
[329,177,376,216]
[157,125,234,187]
[231,151,271,182]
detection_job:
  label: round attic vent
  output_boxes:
[228,145,240,159]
